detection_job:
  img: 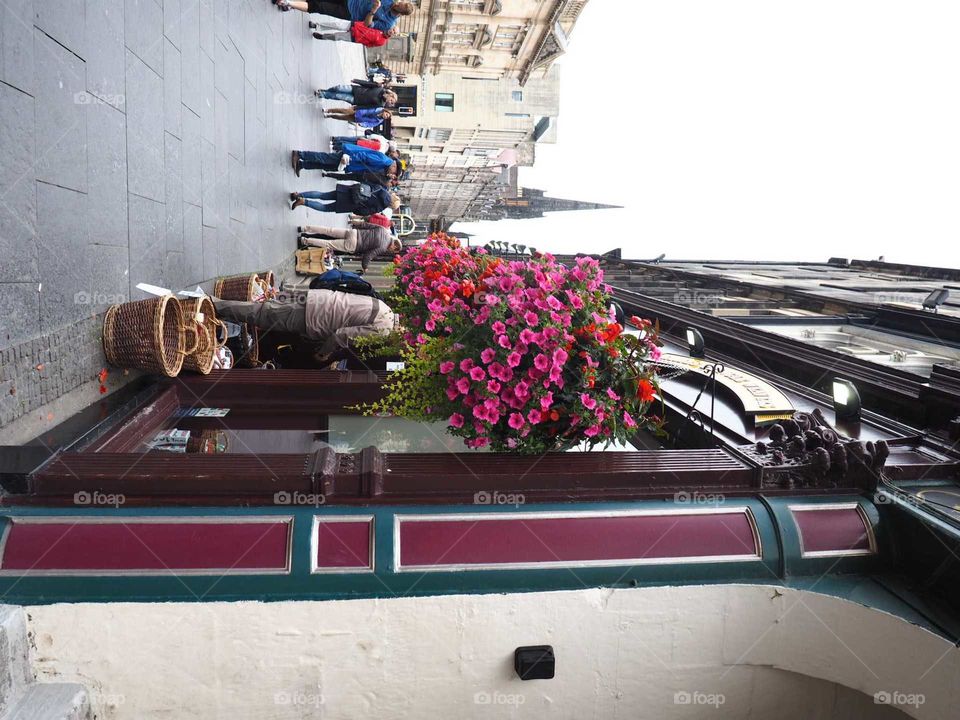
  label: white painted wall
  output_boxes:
[25,585,956,719]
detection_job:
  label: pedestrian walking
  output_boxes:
[274,0,413,33]
[316,81,397,107]
[323,105,391,128]
[291,144,397,176]
[310,18,394,47]
[331,134,394,154]
[297,223,401,273]
[289,184,398,216]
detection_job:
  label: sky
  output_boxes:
[454,1,960,268]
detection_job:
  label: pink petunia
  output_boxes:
[580,393,597,410]
[623,411,637,428]
[487,379,501,394]
[492,321,506,334]
[540,391,554,410]
[519,328,535,345]
[439,361,455,374]
[480,348,496,364]
[459,358,474,372]
[507,351,522,368]
[469,366,486,381]
[449,413,465,428]
[456,378,471,395]
[584,425,600,437]
[607,388,621,401]
[446,387,459,401]
[527,408,543,425]
[533,353,549,372]
[508,413,525,430]
[497,335,512,349]
[523,311,539,326]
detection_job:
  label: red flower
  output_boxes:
[461,280,476,298]
[637,379,656,402]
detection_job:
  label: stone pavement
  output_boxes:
[0,0,366,437]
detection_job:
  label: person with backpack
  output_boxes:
[290,185,398,216]
[213,288,396,359]
[298,222,401,273]
[316,81,397,108]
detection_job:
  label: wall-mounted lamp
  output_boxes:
[832,378,861,422]
[686,327,705,358]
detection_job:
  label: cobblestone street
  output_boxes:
[0,0,365,438]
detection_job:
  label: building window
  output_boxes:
[435,93,455,112]
[511,90,523,102]
[505,112,530,118]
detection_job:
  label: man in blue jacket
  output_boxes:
[292,145,398,176]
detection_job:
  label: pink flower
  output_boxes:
[459,358,474,372]
[480,348,496,363]
[507,351,521,368]
[492,321,506,334]
[580,393,597,410]
[446,387,459,401]
[439,361,455,374]
[449,413,465,428]
[533,353,549,371]
[547,295,563,310]
[425,319,436,331]
[508,413,525,430]
[487,379,501,394]
[497,335,512,349]
[469,366,486,381]
[523,311,539,326]
[607,388,620,401]
[527,409,543,425]
[540,392,554,410]
[623,411,637,428]
[456,378,470,395]
[584,425,600,437]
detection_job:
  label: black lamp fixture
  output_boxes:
[609,301,625,325]
[832,378,861,422]
[686,327,705,358]
[922,288,949,313]
[514,645,555,680]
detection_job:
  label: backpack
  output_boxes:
[309,269,383,300]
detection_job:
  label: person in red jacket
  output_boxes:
[308,17,394,46]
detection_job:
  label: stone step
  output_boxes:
[1,683,91,720]
[0,606,32,718]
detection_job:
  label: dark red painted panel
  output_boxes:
[314,519,373,570]
[793,507,872,555]
[398,511,759,569]
[0,519,291,572]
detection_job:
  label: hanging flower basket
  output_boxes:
[359,234,663,453]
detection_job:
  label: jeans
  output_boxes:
[317,85,354,103]
[300,190,351,213]
[297,150,341,170]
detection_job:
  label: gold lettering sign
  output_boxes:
[657,353,795,421]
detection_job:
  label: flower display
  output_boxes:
[365,233,663,453]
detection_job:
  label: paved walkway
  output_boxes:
[0,0,365,437]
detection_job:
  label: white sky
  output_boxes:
[454,1,960,269]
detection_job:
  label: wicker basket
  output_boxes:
[103,295,198,377]
[179,296,225,374]
[257,270,276,293]
[214,273,264,301]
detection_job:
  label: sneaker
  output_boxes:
[314,89,324,98]
[337,153,349,173]
[291,150,301,177]
[308,20,318,29]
